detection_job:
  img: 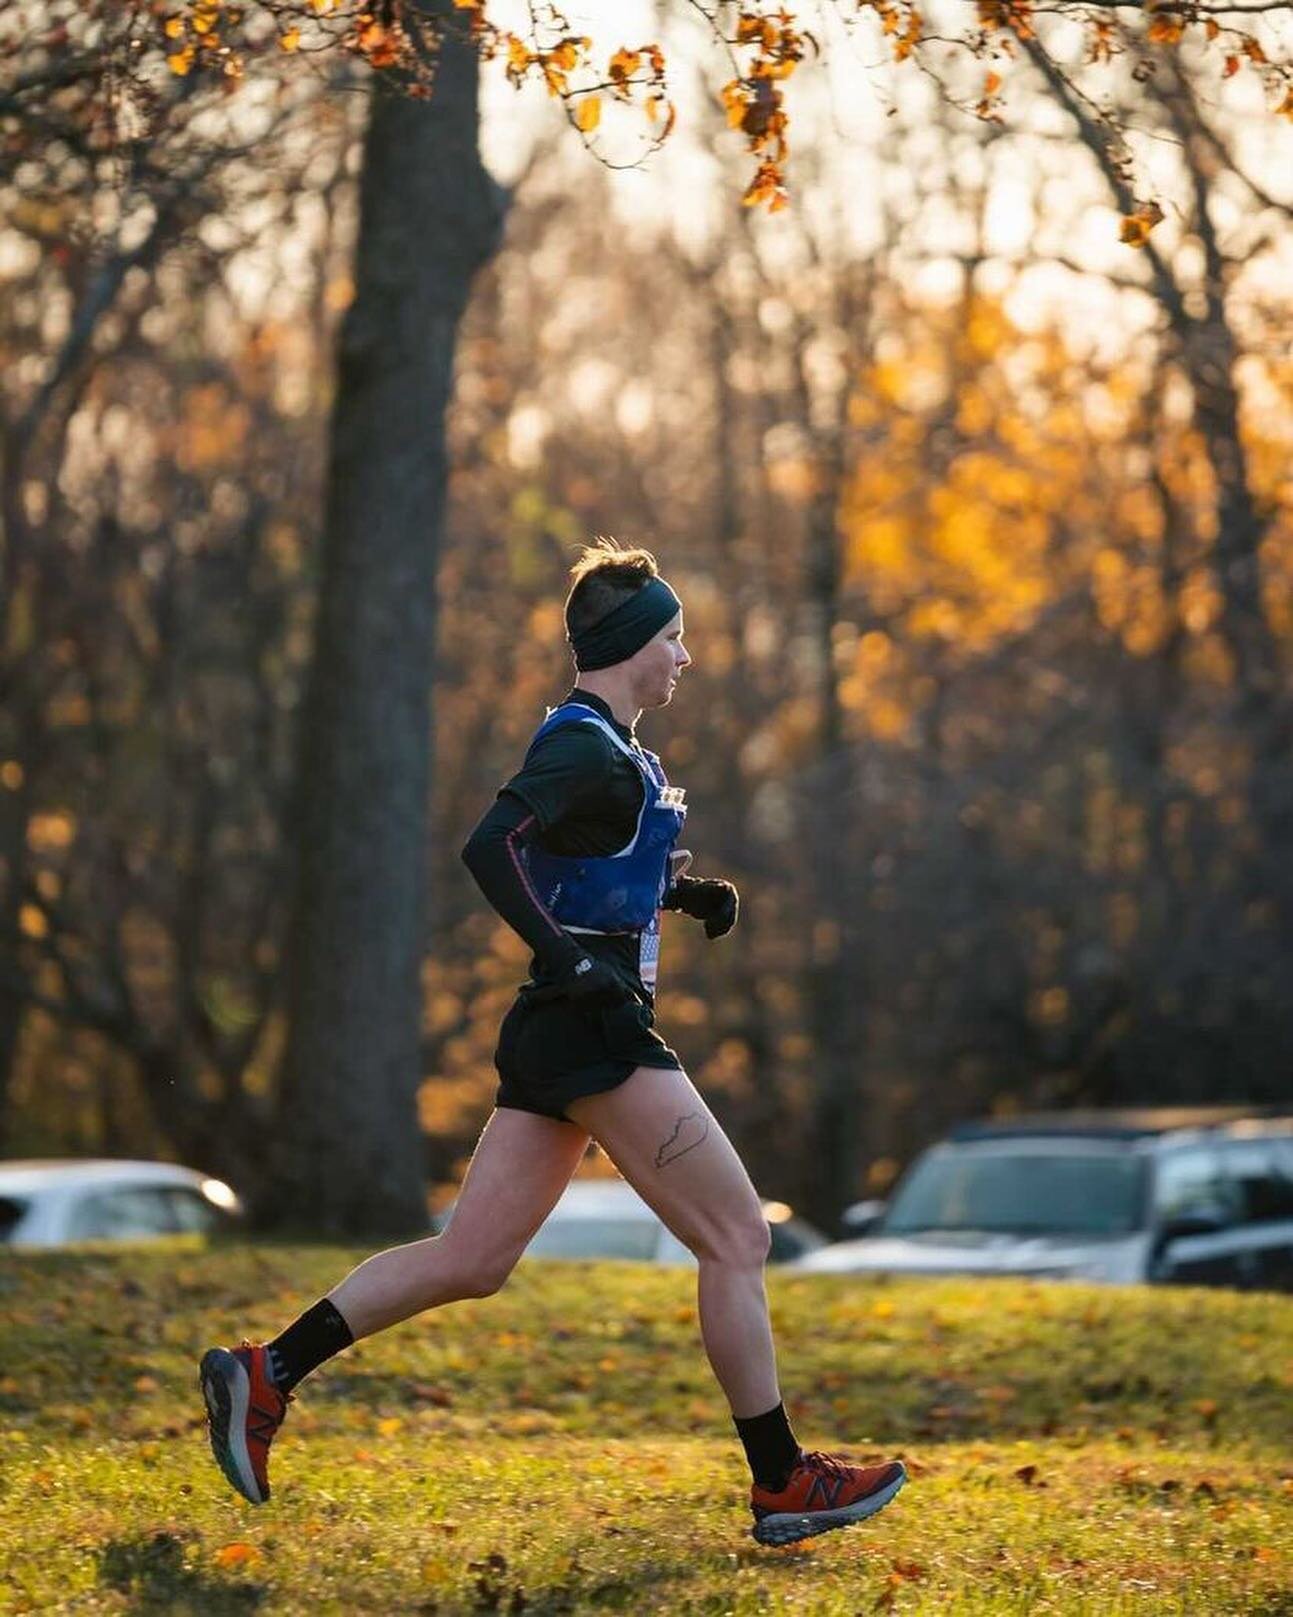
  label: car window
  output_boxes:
[1153,1148,1240,1226]
[525,1218,661,1261]
[882,1147,1145,1237]
[1220,1140,1293,1225]
[166,1186,225,1234]
[0,1196,29,1242]
[66,1186,180,1241]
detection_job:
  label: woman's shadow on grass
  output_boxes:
[98,1530,264,1613]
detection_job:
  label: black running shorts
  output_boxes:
[493,990,682,1122]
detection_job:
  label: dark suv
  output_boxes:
[794,1108,1293,1291]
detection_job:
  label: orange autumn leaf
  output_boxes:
[608,46,641,96]
[214,1542,261,1568]
[574,95,601,133]
[737,15,775,47]
[356,18,399,68]
[894,9,924,61]
[743,162,790,211]
[1119,200,1164,247]
[720,79,748,129]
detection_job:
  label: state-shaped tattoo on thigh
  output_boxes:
[655,1111,710,1168]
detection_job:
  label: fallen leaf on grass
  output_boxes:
[214,1542,261,1568]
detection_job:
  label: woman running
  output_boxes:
[199,539,906,1547]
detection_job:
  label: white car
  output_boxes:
[0,1158,243,1248]
[434,1176,828,1266]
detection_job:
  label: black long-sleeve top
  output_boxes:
[460,689,653,984]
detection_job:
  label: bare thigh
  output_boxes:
[437,1107,591,1287]
[565,1067,770,1266]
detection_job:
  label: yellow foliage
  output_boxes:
[836,294,1177,670]
[28,812,77,852]
[19,905,48,940]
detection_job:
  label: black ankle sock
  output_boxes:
[266,1298,354,1394]
[734,1400,801,1491]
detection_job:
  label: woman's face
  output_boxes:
[630,611,691,709]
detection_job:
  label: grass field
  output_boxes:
[1,1241,1291,1615]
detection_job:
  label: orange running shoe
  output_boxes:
[750,1450,906,1546]
[199,1342,290,1505]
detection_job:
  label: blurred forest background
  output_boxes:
[2,1,1290,1234]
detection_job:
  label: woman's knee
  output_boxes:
[434,1235,520,1300]
[692,1208,772,1268]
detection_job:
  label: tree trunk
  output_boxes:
[799,406,859,1235]
[263,12,503,1235]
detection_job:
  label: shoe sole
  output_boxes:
[751,1463,906,1546]
[199,1348,266,1505]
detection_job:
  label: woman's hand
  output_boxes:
[664,874,739,939]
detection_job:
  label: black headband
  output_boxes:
[569,577,682,671]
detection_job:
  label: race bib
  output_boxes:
[639,911,661,990]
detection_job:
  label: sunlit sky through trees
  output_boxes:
[475,0,1291,364]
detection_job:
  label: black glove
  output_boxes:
[536,941,634,1007]
[663,874,739,939]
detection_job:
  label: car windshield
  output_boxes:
[882,1146,1146,1237]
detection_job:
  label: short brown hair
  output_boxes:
[564,536,660,639]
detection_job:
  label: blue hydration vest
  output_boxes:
[521,701,687,990]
